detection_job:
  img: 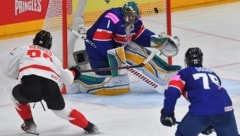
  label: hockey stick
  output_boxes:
[79,49,157,73]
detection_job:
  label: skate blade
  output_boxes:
[83,131,103,135]
[19,132,39,136]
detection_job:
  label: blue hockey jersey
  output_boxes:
[163,66,233,115]
[85,7,155,61]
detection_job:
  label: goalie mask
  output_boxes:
[185,47,203,67]
[33,30,52,49]
[122,1,140,26]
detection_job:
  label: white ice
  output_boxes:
[1,2,240,136]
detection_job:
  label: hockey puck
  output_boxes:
[154,7,159,13]
[105,0,110,4]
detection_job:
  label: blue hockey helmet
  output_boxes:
[122,1,140,25]
[33,30,52,49]
[185,47,203,67]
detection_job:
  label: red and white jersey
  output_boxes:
[2,45,73,86]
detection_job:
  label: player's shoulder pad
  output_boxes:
[104,8,122,24]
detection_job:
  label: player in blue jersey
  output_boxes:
[160,47,239,136]
[84,1,179,75]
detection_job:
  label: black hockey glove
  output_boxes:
[201,125,214,135]
[160,109,176,127]
[70,66,81,80]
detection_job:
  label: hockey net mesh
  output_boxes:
[42,0,72,66]
[42,0,169,67]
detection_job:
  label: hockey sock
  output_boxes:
[69,109,89,129]
[16,104,33,120]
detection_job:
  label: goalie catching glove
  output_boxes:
[151,35,180,57]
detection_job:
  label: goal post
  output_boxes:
[62,0,68,68]
[166,0,172,65]
[42,0,72,68]
[42,0,172,68]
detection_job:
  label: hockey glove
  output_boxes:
[201,125,215,135]
[160,109,176,127]
[151,35,180,57]
[70,66,81,80]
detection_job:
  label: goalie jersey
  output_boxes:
[163,66,233,115]
[85,7,155,61]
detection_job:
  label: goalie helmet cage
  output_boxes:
[42,0,172,68]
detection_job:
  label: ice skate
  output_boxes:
[84,122,102,135]
[21,119,39,135]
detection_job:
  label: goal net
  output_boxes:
[42,0,172,68]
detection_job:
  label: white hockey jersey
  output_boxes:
[2,45,74,86]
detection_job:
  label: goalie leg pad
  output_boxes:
[71,74,130,95]
[107,47,127,76]
[88,56,111,75]
[142,48,181,85]
[125,43,181,86]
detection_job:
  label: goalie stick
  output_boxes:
[79,49,157,73]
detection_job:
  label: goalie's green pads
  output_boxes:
[125,42,181,86]
[66,47,129,95]
[107,47,127,76]
[66,74,130,95]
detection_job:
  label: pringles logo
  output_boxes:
[15,0,42,15]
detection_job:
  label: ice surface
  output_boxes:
[1,2,240,136]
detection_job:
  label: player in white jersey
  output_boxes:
[2,30,100,135]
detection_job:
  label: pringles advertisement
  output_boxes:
[0,0,49,25]
[0,0,52,37]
